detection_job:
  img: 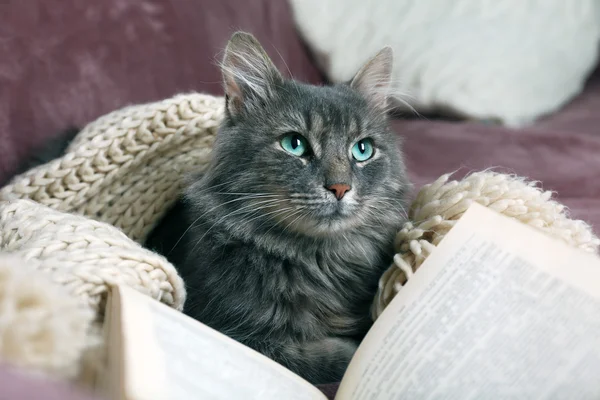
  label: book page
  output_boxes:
[113,285,325,400]
[336,203,600,400]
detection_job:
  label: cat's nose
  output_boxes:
[326,183,351,200]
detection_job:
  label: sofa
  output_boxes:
[1,0,599,398]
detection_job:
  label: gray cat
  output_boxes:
[145,32,411,384]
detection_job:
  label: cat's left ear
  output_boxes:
[350,46,393,111]
[221,32,282,115]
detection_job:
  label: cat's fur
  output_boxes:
[12,32,412,385]
[146,32,411,384]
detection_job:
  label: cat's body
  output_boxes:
[15,32,412,385]
[147,192,395,382]
[147,33,411,384]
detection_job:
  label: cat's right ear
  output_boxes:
[350,46,394,112]
[221,32,282,115]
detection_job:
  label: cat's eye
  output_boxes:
[280,133,309,157]
[351,138,374,162]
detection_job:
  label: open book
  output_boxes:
[95,203,600,399]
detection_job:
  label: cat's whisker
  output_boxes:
[242,206,297,227]
[187,201,288,255]
[289,193,323,199]
[186,178,255,194]
[261,208,305,236]
[169,196,287,254]
[369,203,407,225]
[234,201,293,227]
[187,176,279,195]
[365,202,408,230]
[381,202,409,221]
[216,192,282,197]
[180,187,278,205]
[278,209,306,234]
[290,199,328,205]
[189,203,294,257]
[253,202,309,231]
[370,195,409,218]
[362,206,387,231]
[281,209,309,234]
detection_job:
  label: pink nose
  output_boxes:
[326,183,351,200]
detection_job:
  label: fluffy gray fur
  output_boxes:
[145,32,411,384]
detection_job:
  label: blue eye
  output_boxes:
[280,133,308,156]
[351,138,374,161]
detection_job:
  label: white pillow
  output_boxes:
[289,0,600,127]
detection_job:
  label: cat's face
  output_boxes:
[201,32,410,236]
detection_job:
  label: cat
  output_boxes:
[10,32,412,385]
[145,32,412,384]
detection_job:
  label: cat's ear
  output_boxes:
[350,46,393,111]
[221,32,282,115]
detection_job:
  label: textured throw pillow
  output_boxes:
[289,0,600,127]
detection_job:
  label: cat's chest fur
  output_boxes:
[174,204,392,345]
